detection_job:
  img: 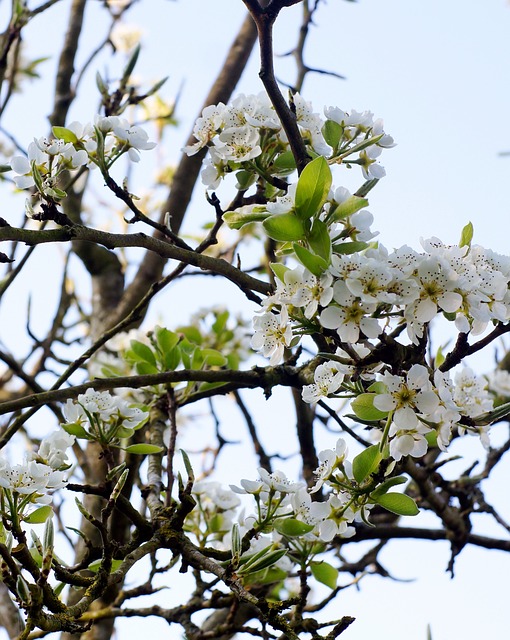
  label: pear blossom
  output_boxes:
[301,361,345,404]
[452,367,493,419]
[62,388,147,442]
[268,265,334,320]
[215,125,262,162]
[266,183,297,215]
[10,141,47,189]
[251,306,293,365]
[388,422,431,462]
[374,364,440,429]
[192,481,241,511]
[488,369,510,398]
[110,22,144,52]
[183,103,226,155]
[319,280,381,343]
[33,429,75,470]
[258,468,304,495]
[316,493,356,541]
[291,488,329,528]
[112,119,157,162]
[310,438,349,493]
[0,460,66,499]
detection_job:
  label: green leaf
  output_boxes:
[96,71,109,98]
[154,326,180,353]
[472,399,510,426]
[352,444,382,484]
[134,361,159,375]
[201,348,228,367]
[163,347,181,371]
[367,381,387,394]
[116,426,135,439]
[263,213,306,241]
[269,262,290,283]
[25,506,53,524]
[178,326,203,345]
[123,444,164,455]
[123,43,140,79]
[231,523,241,563]
[295,156,332,220]
[333,240,369,255]
[274,518,315,537]
[235,170,256,190]
[272,150,297,175]
[351,393,388,422]
[322,120,342,149]
[129,340,157,366]
[308,219,332,262]
[180,449,195,483]
[434,345,446,368]
[293,243,328,277]
[223,206,268,230]
[370,476,407,499]
[375,492,419,516]
[459,221,474,249]
[61,423,92,440]
[238,549,287,575]
[330,196,369,221]
[310,561,338,590]
[52,126,78,144]
[87,559,123,574]
[242,566,287,586]
[212,310,229,335]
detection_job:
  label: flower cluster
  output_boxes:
[10,116,156,206]
[0,429,74,521]
[183,92,393,189]
[185,480,241,548]
[62,388,148,445]
[231,452,357,544]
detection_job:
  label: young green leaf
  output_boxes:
[201,348,228,367]
[310,560,338,590]
[333,241,369,255]
[295,156,332,219]
[270,262,290,283]
[330,196,369,221]
[352,444,382,484]
[52,126,78,144]
[235,170,256,190]
[322,120,342,150]
[351,393,388,422]
[369,476,407,499]
[154,326,180,353]
[237,549,287,575]
[293,243,328,277]
[242,566,287,586]
[87,559,123,574]
[25,505,53,524]
[274,518,315,537]
[61,423,92,440]
[180,449,195,483]
[271,150,297,175]
[309,219,332,262]
[129,340,157,366]
[375,492,419,516]
[263,213,306,242]
[222,206,269,230]
[122,444,164,455]
[459,221,474,249]
[134,361,159,375]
